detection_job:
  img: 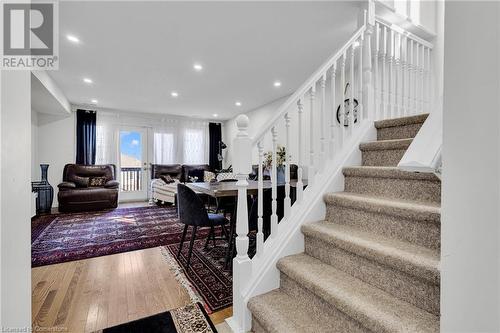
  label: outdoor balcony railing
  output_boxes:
[120,167,142,192]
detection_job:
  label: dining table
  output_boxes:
[186,179,308,268]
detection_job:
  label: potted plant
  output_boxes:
[263,145,289,183]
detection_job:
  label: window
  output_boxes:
[183,128,205,164]
[154,132,175,164]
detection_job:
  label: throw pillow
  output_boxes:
[204,171,216,182]
[89,176,107,187]
[160,174,175,184]
[216,172,237,182]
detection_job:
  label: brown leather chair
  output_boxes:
[57,164,119,212]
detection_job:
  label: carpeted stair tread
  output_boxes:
[301,221,439,284]
[374,114,429,129]
[248,289,338,333]
[277,253,439,333]
[343,166,440,181]
[359,138,413,151]
[324,192,440,223]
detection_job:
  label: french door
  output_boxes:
[118,126,151,202]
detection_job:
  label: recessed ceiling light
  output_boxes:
[83,78,93,84]
[67,35,80,43]
[235,101,242,107]
[273,81,282,87]
[171,91,179,98]
[213,114,218,118]
[91,99,98,104]
[193,63,203,71]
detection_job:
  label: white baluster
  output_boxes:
[394,32,401,117]
[408,39,414,115]
[420,45,425,113]
[401,35,406,116]
[381,26,387,119]
[319,74,326,170]
[296,99,304,203]
[388,29,395,118]
[330,63,337,157]
[284,113,291,219]
[414,43,419,114]
[358,36,364,120]
[425,47,431,112]
[349,45,355,130]
[340,52,347,135]
[256,141,264,258]
[374,23,380,120]
[270,126,278,238]
[232,114,252,331]
[309,86,316,184]
[363,22,374,120]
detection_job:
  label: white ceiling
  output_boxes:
[49,1,360,120]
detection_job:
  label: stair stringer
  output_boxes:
[226,121,376,333]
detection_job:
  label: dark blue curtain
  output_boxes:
[76,109,96,165]
[209,122,222,171]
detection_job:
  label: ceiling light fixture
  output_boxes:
[353,41,360,48]
[213,114,218,118]
[83,78,93,84]
[273,81,282,87]
[67,35,80,43]
[171,91,179,98]
[235,101,242,107]
[91,99,98,104]
[193,63,203,71]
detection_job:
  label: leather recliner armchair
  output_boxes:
[58,164,119,212]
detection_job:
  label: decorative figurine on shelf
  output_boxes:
[31,164,54,214]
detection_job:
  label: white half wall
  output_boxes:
[441,1,500,331]
[0,71,31,329]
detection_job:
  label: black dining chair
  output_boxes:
[177,183,229,270]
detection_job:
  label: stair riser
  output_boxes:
[251,318,268,333]
[280,274,371,333]
[325,204,440,250]
[304,236,440,316]
[344,176,441,204]
[361,149,406,167]
[377,123,424,140]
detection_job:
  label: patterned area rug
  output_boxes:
[163,238,232,313]
[98,302,218,333]
[31,206,211,267]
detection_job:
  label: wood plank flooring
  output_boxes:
[32,247,193,332]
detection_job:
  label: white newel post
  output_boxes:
[363,4,375,120]
[231,114,252,332]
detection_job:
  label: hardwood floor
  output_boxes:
[33,202,233,332]
[32,247,193,332]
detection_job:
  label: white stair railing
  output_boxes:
[373,19,433,120]
[228,6,434,332]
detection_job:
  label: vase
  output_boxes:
[276,166,286,183]
[36,164,54,214]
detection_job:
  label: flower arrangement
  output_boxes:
[264,145,289,170]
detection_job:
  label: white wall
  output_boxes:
[441,1,500,332]
[0,71,31,329]
[36,112,76,207]
[31,109,39,180]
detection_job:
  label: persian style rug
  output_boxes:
[163,238,233,313]
[98,303,218,333]
[31,206,211,267]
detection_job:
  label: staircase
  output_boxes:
[248,114,441,332]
